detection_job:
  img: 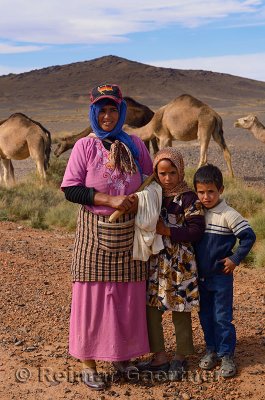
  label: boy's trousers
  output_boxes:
[146,305,194,355]
[198,274,236,357]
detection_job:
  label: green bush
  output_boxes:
[0,159,71,229]
[253,240,265,268]
[224,184,264,217]
[46,157,68,187]
[45,201,78,231]
[249,211,265,240]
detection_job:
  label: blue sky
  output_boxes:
[1,0,265,81]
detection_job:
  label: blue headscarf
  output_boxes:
[89,98,142,174]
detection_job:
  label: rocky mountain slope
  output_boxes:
[1,55,265,115]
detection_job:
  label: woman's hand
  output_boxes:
[94,192,138,213]
[126,194,139,214]
[108,195,135,211]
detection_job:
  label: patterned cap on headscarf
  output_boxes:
[153,147,191,197]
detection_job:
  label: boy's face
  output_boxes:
[196,182,224,209]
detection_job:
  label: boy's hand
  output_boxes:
[220,257,237,274]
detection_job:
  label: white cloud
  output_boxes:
[0,0,263,45]
[147,53,265,82]
[0,43,44,54]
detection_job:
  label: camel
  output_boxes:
[53,96,158,157]
[0,113,51,186]
[124,94,234,177]
[54,126,91,157]
[234,114,265,144]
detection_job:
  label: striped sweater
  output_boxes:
[194,199,256,278]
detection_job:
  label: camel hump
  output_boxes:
[124,96,154,126]
[8,113,51,139]
[10,112,51,169]
[175,94,204,108]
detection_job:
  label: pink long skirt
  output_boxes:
[69,281,150,361]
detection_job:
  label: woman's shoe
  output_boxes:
[82,370,106,391]
[112,361,130,373]
[199,351,218,370]
[112,361,139,382]
[136,360,170,373]
[168,359,188,381]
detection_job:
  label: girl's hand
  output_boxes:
[156,218,171,236]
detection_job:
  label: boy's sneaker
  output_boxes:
[220,355,237,378]
[199,350,218,370]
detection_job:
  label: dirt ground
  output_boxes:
[0,218,264,400]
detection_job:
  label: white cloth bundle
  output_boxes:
[133,181,164,261]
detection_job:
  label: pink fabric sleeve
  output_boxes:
[61,139,92,188]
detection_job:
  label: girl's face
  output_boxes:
[98,104,119,131]
[156,159,179,189]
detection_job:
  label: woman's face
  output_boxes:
[156,159,179,189]
[98,104,119,131]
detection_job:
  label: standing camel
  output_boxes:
[234,114,265,143]
[124,94,234,177]
[0,113,51,186]
[53,96,158,157]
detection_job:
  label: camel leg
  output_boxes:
[197,133,211,168]
[144,137,159,155]
[158,134,172,150]
[1,159,15,186]
[28,137,47,181]
[36,160,46,180]
[222,147,234,177]
[151,137,159,154]
[212,132,234,177]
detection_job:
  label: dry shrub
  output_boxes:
[0,165,264,267]
[249,211,265,241]
[253,240,265,268]
[45,201,78,231]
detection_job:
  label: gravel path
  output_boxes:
[0,221,264,400]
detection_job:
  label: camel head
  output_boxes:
[54,138,68,158]
[234,114,257,129]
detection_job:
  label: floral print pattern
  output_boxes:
[147,194,201,312]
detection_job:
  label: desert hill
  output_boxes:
[1,55,265,117]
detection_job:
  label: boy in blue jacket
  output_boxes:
[193,164,256,378]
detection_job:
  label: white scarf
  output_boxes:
[133,181,164,261]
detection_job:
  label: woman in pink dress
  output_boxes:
[61,83,153,390]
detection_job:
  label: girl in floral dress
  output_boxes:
[138,147,205,380]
